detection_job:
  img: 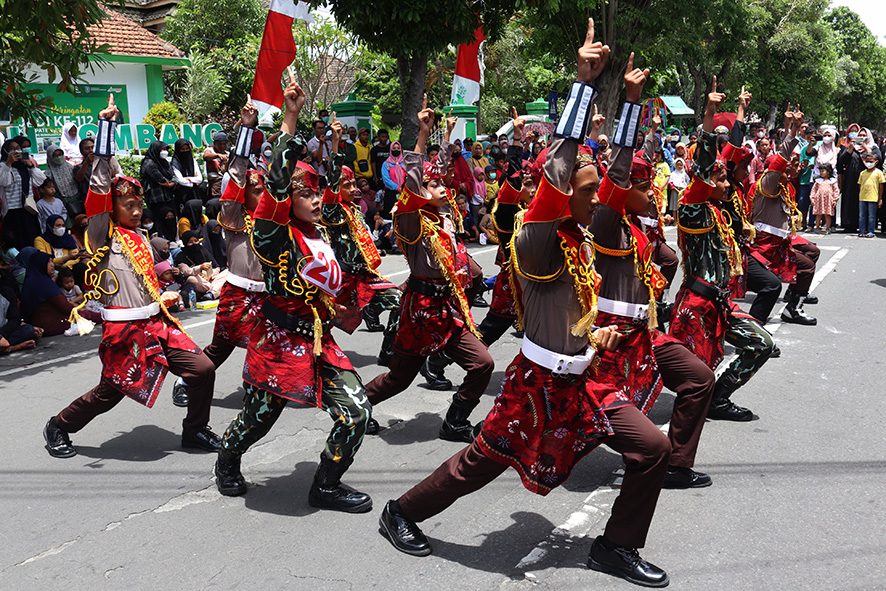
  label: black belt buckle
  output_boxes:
[339,260,365,274]
[407,275,449,298]
[261,300,329,337]
[687,276,730,304]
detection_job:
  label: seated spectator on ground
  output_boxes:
[155,205,179,243]
[367,207,396,254]
[202,219,227,270]
[478,206,498,245]
[20,251,74,337]
[455,195,480,243]
[174,230,221,299]
[204,132,229,198]
[34,215,88,284]
[0,229,26,287]
[178,199,207,237]
[0,283,41,354]
[155,260,184,311]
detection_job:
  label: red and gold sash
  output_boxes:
[419,212,480,338]
[341,203,382,271]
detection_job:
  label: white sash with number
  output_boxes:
[299,237,342,297]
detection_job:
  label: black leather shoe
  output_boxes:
[471,293,489,308]
[439,394,480,443]
[215,450,247,496]
[802,294,818,305]
[364,319,385,332]
[770,345,781,358]
[781,306,817,325]
[308,455,372,513]
[420,360,452,391]
[366,417,381,436]
[707,400,753,422]
[377,350,392,367]
[662,466,712,489]
[181,426,222,452]
[588,535,669,588]
[172,382,189,407]
[379,500,432,556]
[43,417,76,458]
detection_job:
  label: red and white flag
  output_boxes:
[450,27,486,106]
[250,0,314,114]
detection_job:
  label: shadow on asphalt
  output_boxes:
[73,424,180,463]
[374,412,446,446]
[869,278,886,289]
[242,460,320,517]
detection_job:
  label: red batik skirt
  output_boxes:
[593,311,664,414]
[335,271,398,333]
[477,352,616,495]
[99,315,201,408]
[752,232,797,283]
[212,282,266,348]
[242,297,353,407]
[488,267,518,320]
[669,287,729,369]
[394,282,465,357]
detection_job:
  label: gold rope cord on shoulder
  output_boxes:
[509,212,567,284]
[421,214,481,339]
[710,206,744,277]
[282,249,335,356]
[561,232,599,347]
[591,242,633,257]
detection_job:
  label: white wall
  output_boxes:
[26,61,150,125]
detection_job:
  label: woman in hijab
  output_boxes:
[451,146,474,197]
[156,205,179,242]
[470,166,487,222]
[70,214,88,251]
[44,144,80,205]
[381,141,406,192]
[177,198,207,236]
[174,230,217,298]
[469,141,489,171]
[59,122,81,162]
[21,251,74,336]
[140,140,175,208]
[140,208,158,237]
[837,125,882,233]
[171,139,204,208]
[150,235,173,264]
[201,219,227,269]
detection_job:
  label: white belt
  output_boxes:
[226,272,266,293]
[102,302,161,322]
[522,337,595,376]
[637,215,659,228]
[754,222,789,239]
[597,296,649,320]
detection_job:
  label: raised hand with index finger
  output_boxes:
[99,93,119,121]
[283,66,306,113]
[577,18,610,84]
[241,94,259,128]
[511,106,526,140]
[706,76,726,111]
[624,52,651,103]
[591,103,606,129]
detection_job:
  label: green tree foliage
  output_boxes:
[179,53,231,121]
[1,0,109,123]
[315,0,519,144]
[162,0,264,53]
[142,101,184,128]
[825,6,886,129]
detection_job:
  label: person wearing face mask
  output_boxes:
[837,124,881,234]
[857,152,884,237]
[381,141,406,193]
[140,141,176,209]
[43,95,221,460]
[44,144,81,211]
[34,213,89,282]
[1,139,43,247]
[69,214,89,251]
[171,139,204,208]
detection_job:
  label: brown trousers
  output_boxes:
[364,328,494,406]
[653,339,716,468]
[792,241,820,295]
[398,404,671,549]
[202,337,238,369]
[56,347,215,436]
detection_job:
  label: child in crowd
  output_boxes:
[57,267,84,305]
[0,230,26,286]
[35,178,66,234]
[858,152,884,237]
[811,163,839,234]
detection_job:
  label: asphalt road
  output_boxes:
[1,230,884,590]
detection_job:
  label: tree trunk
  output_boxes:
[397,53,429,148]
